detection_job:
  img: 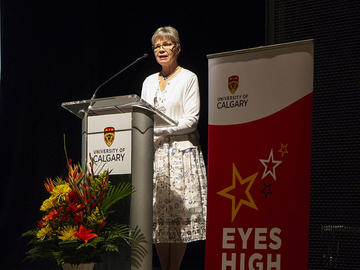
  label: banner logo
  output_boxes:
[228,75,239,94]
[104,127,115,147]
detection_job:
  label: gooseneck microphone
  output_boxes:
[88,53,149,109]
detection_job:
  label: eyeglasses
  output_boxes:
[153,42,175,52]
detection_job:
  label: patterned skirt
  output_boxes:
[152,136,207,243]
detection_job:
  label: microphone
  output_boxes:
[88,53,149,108]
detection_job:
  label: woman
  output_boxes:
[141,26,207,270]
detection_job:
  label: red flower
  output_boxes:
[73,213,83,225]
[61,213,70,222]
[38,219,45,228]
[68,190,79,203]
[47,209,59,220]
[90,193,96,200]
[66,202,84,213]
[75,225,98,243]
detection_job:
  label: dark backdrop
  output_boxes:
[267,1,360,269]
[0,1,265,269]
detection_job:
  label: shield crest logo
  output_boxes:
[228,75,239,94]
[104,127,115,147]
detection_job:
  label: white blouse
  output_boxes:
[141,68,201,139]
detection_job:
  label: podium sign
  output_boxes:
[62,95,177,175]
[87,113,132,175]
[206,40,313,270]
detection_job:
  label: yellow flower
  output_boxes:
[58,226,78,241]
[51,183,72,201]
[87,207,103,226]
[36,225,52,240]
[40,197,57,212]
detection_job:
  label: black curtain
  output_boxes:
[267,1,360,269]
[0,1,265,269]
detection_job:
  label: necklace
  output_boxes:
[160,66,180,80]
[161,74,171,80]
[158,66,182,91]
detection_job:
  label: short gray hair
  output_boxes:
[151,26,180,46]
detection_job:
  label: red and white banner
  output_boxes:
[205,40,313,270]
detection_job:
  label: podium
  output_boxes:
[62,95,177,270]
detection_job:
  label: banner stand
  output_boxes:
[205,40,314,270]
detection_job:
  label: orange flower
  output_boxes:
[47,208,59,220]
[68,164,84,185]
[66,202,84,213]
[74,225,98,243]
[44,178,55,193]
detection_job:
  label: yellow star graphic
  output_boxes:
[278,143,289,158]
[217,163,258,222]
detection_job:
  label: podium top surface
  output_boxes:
[61,94,178,127]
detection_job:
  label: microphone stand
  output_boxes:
[80,53,149,171]
[88,53,149,110]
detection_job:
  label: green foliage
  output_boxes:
[22,158,146,267]
[23,206,147,265]
[101,182,134,214]
[129,226,148,269]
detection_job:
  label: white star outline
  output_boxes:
[259,149,282,180]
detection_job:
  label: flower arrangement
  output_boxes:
[23,158,146,267]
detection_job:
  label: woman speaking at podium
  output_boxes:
[141,26,207,270]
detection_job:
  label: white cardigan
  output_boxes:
[141,68,200,140]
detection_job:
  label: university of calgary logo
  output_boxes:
[228,75,239,94]
[104,127,115,147]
